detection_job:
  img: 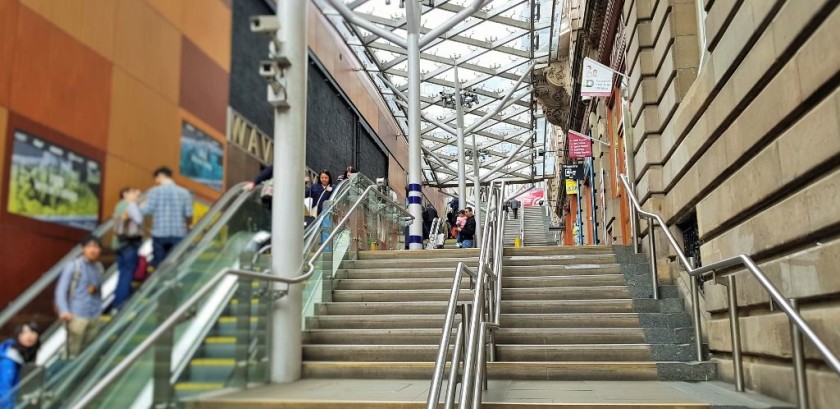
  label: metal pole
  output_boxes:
[789,298,809,409]
[472,135,482,246]
[454,67,467,209]
[689,260,703,362]
[445,305,467,408]
[406,0,424,250]
[648,220,659,300]
[629,204,639,253]
[271,0,307,382]
[727,275,745,392]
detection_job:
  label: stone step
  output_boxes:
[332,286,630,302]
[306,313,643,330]
[334,264,621,279]
[301,361,717,381]
[344,255,616,269]
[504,246,613,256]
[303,328,652,345]
[332,275,627,291]
[316,299,637,316]
[301,344,656,362]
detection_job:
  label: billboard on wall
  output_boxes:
[519,189,546,207]
[180,121,224,191]
[568,131,593,158]
[7,130,102,230]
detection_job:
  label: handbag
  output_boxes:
[260,179,274,199]
[113,212,142,239]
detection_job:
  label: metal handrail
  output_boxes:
[427,181,505,409]
[69,182,412,409]
[619,173,840,406]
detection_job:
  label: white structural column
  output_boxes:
[472,132,482,244]
[406,0,424,249]
[271,0,307,382]
[453,67,467,209]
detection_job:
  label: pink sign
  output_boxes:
[519,189,545,207]
[568,131,593,158]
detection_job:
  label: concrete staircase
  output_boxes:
[189,246,790,408]
[504,207,556,247]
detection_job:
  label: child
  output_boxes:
[455,210,467,248]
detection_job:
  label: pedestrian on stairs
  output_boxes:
[455,210,467,247]
[511,199,521,219]
[460,207,476,248]
[55,236,104,358]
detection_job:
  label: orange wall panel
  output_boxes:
[182,0,231,71]
[107,68,180,173]
[9,7,112,148]
[179,38,229,134]
[102,154,159,223]
[0,0,18,107]
[20,0,118,60]
[114,0,182,103]
[144,0,184,29]
[0,107,6,204]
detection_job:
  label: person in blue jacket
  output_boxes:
[0,322,41,409]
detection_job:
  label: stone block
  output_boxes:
[704,0,741,51]
[698,88,840,235]
[771,0,834,59]
[671,0,699,37]
[634,134,663,176]
[636,165,664,201]
[638,76,661,105]
[715,358,840,409]
[701,168,840,263]
[709,2,759,84]
[795,6,840,98]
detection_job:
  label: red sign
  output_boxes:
[568,131,593,158]
[519,189,545,207]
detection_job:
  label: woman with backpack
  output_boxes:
[0,322,41,409]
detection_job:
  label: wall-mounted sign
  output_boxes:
[581,57,614,97]
[7,130,101,230]
[568,131,593,158]
[565,179,578,195]
[562,164,585,180]
[227,108,273,165]
[180,121,224,190]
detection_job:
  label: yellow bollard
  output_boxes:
[514,237,521,247]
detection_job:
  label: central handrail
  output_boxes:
[427,181,505,409]
[619,173,839,407]
[69,182,412,409]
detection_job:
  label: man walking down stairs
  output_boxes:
[189,246,791,408]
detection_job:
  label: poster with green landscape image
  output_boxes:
[7,130,101,231]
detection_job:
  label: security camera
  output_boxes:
[259,60,279,79]
[250,15,280,34]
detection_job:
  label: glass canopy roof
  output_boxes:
[312,0,557,187]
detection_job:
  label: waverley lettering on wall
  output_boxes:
[226,108,274,165]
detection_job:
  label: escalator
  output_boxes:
[2,173,409,408]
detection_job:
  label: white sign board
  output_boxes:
[581,57,614,97]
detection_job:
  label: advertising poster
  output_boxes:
[7,130,101,230]
[562,164,585,180]
[568,131,593,158]
[180,121,224,191]
[581,57,614,97]
[519,189,545,207]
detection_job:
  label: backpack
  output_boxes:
[113,207,142,239]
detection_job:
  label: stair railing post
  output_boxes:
[629,197,640,254]
[686,256,704,362]
[789,298,809,409]
[444,304,467,409]
[726,275,745,392]
[648,219,659,300]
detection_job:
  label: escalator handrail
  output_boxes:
[0,183,247,330]
[69,182,412,409]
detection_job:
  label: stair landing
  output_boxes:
[186,379,791,408]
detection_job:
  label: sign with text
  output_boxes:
[7,130,102,230]
[581,57,614,97]
[562,164,585,180]
[568,131,593,158]
[565,179,578,195]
